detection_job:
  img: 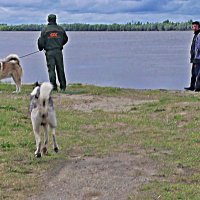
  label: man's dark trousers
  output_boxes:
[195,64,200,90]
[189,64,196,89]
[45,49,66,90]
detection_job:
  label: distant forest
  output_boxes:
[0,20,193,31]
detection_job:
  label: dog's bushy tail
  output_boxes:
[5,54,20,65]
[39,82,53,116]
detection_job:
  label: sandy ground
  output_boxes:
[29,94,160,200]
[30,153,158,200]
[57,94,157,112]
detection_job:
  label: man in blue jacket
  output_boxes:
[38,14,68,91]
[185,21,200,91]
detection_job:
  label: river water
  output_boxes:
[0,31,193,90]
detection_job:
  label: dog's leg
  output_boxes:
[33,127,42,157]
[42,125,49,155]
[15,80,21,93]
[52,128,59,153]
[11,72,21,93]
[16,84,21,93]
[13,84,21,93]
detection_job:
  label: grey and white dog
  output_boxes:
[29,82,58,157]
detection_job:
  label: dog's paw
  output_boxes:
[12,91,19,94]
[35,152,42,158]
[54,147,59,153]
[42,146,48,155]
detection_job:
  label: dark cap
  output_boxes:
[48,14,56,22]
[192,21,200,26]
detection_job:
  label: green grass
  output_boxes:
[1,83,200,199]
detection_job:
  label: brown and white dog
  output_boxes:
[0,54,23,93]
[29,82,58,157]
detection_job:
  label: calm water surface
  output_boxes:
[0,31,193,90]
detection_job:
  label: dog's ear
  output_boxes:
[30,86,40,99]
[34,81,41,88]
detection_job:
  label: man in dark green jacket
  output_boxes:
[38,14,68,91]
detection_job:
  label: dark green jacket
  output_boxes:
[38,22,68,51]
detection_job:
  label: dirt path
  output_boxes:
[30,153,158,200]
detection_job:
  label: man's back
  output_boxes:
[38,22,68,51]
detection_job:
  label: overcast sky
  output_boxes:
[0,0,199,24]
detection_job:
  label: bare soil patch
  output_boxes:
[30,153,158,200]
[55,94,157,112]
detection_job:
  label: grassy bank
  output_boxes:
[1,83,200,199]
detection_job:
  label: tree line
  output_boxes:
[0,20,193,31]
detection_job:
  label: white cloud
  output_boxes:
[0,0,199,24]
